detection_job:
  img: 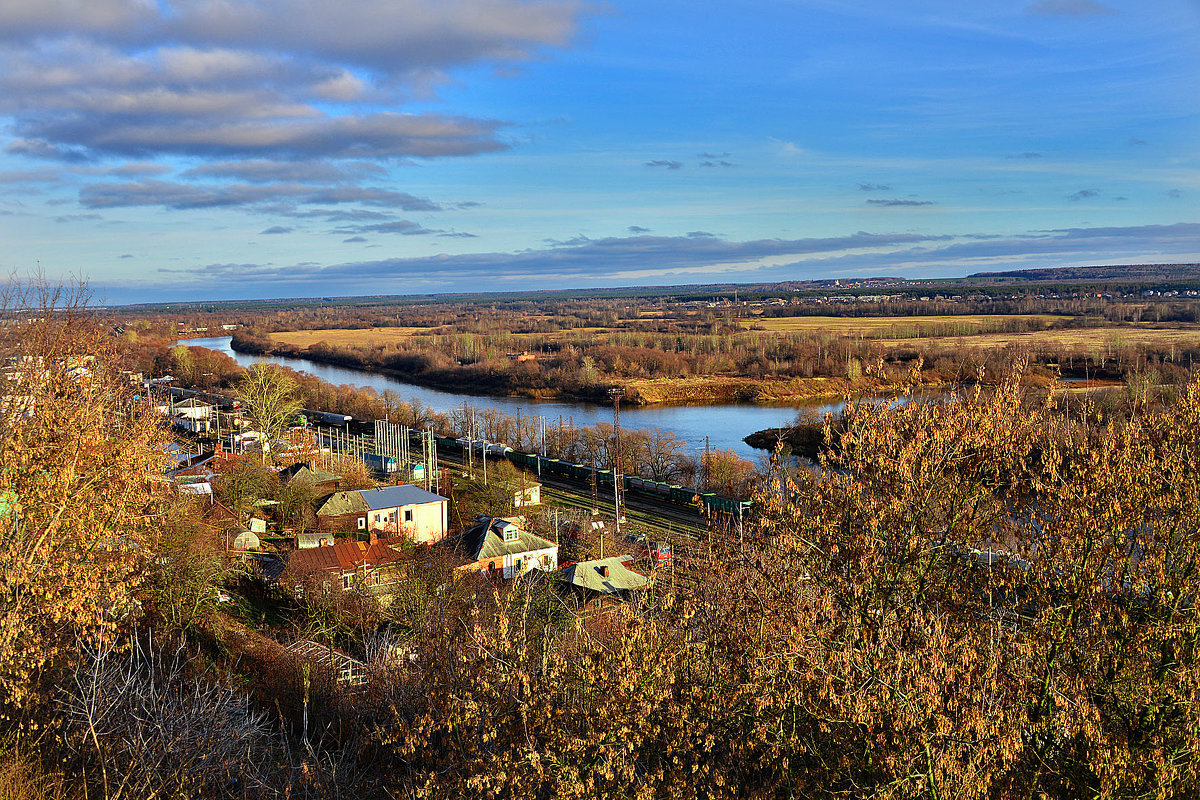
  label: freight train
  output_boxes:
[432,434,752,518]
[158,385,750,518]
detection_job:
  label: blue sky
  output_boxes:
[1,0,1198,303]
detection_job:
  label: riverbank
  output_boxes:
[232,334,933,408]
[185,335,830,460]
[742,378,1129,456]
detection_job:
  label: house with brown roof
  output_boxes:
[280,532,414,600]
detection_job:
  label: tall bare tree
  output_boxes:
[236,363,301,465]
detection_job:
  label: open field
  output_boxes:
[272,325,629,348]
[888,325,1200,351]
[745,314,1068,337]
[270,326,427,347]
[622,375,852,405]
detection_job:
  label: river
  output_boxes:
[179,336,852,461]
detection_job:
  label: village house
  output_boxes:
[315,485,448,543]
[278,462,343,495]
[450,515,558,580]
[164,449,216,480]
[279,532,413,601]
[557,555,648,614]
[150,445,218,498]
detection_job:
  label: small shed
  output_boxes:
[508,483,541,508]
[297,532,336,549]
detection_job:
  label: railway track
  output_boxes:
[433,446,708,537]
[215,410,729,538]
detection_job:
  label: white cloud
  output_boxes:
[0,0,588,215]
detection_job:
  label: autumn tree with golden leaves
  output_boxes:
[0,282,167,716]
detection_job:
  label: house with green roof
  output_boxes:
[557,555,648,614]
[448,515,558,580]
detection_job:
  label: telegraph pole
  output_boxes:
[608,386,623,538]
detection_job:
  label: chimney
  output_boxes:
[600,565,610,577]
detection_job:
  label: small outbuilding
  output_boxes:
[285,639,367,688]
[557,555,647,614]
[230,528,261,552]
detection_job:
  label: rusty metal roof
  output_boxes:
[283,536,410,576]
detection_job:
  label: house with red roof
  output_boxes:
[280,532,414,601]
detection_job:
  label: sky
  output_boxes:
[1,0,1199,304]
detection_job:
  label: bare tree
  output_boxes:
[236,363,301,465]
[638,427,687,482]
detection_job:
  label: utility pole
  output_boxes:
[703,435,711,492]
[608,386,623,538]
[538,416,545,479]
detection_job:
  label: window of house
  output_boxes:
[357,517,366,530]
[404,509,413,523]
[342,574,351,591]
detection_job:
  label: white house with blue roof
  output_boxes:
[316,484,448,544]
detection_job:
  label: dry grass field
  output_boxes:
[745,314,1068,337]
[270,327,427,347]
[271,318,1200,360]
[889,325,1200,351]
[271,325,630,348]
